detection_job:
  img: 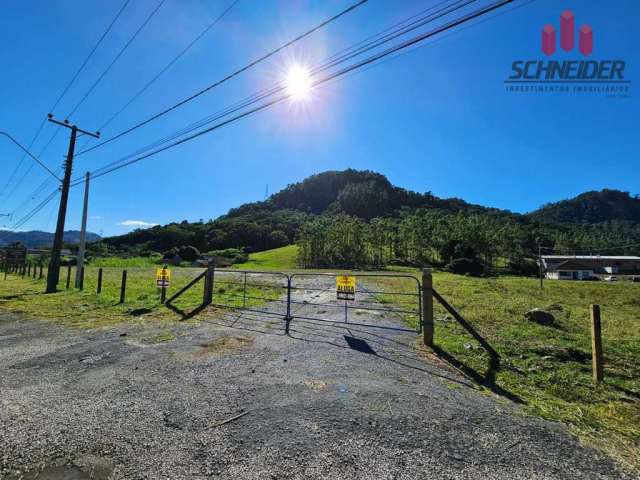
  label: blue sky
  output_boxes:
[0,0,637,237]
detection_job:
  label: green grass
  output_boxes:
[87,256,162,267]
[0,266,280,328]
[233,244,299,270]
[376,271,640,472]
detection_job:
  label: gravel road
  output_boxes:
[0,276,634,479]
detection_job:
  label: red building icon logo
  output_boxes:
[541,10,592,57]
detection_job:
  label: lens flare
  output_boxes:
[285,64,312,101]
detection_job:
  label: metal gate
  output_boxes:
[288,273,422,333]
[166,268,422,334]
[209,269,289,318]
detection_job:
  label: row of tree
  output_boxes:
[297,210,640,273]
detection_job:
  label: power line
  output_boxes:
[0,131,60,180]
[50,0,132,114]
[66,0,166,120]
[74,0,370,156]
[0,120,47,198]
[1,0,131,201]
[0,189,59,243]
[73,0,520,184]
[3,130,62,205]
[75,0,479,181]
[93,0,240,135]
[9,166,63,219]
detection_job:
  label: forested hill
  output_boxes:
[226,170,497,220]
[527,189,640,224]
[0,230,101,248]
[93,170,640,270]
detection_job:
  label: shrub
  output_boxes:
[177,245,200,262]
[446,258,485,276]
[205,248,249,264]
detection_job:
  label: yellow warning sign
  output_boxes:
[336,275,356,300]
[156,268,171,288]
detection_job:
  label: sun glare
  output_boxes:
[285,64,312,101]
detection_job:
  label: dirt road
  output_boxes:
[0,285,633,479]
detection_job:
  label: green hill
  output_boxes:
[527,189,640,224]
[90,170,640,270]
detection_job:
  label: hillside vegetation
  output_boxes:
[89,170,640,270]
[0,230,101,248]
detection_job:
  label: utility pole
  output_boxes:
[75,172,90,288]
[46,115,99,293]
[538,244,544,290]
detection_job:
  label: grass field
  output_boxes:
[0,265,280,328]
[233,244,299,270]
[374,272,640,472]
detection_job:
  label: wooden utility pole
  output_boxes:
[422,268,434,347]
[591,304,604,383]
[75,172,90,288]
[46,115,99,293]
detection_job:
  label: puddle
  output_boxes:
[172,335,255,361]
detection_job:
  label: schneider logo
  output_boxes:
[505,10,630,95]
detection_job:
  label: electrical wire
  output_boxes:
[74,0,370,156]
[75,0,479,180]
[0,0,130,200]
[96,0,240,134]
[0,189,59,243]
[72,0,519,184]
[51,0,132,114]
[66,0,166,119]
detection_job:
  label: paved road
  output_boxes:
[0,281,634,479]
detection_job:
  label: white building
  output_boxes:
[540,255,640,280]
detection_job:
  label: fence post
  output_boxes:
[66,265,72,289]
[27,264,31,277]
[119,270,127,304]
[97,268,103,293]
[33,264,36,279]
[422,268,434,347]
[39,264,43,279]
[591,304,604,383]
[79,267,84,291]
[285,276,292,335]
[202,264,214,306]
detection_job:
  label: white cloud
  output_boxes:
[118,220,158,228]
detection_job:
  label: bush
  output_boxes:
[205,248,248,264]
[508,258,539,276]
[177,245,200,262]
[446,258,485,276]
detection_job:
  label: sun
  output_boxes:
[285,64,313,101]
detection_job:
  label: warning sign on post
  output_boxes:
[156,268,171,288]
[336,275,356,300]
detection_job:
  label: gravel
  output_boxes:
[0,279,634,479]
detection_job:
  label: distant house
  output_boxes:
[541,255,640,280]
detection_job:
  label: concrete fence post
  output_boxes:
[422,268,434,347]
